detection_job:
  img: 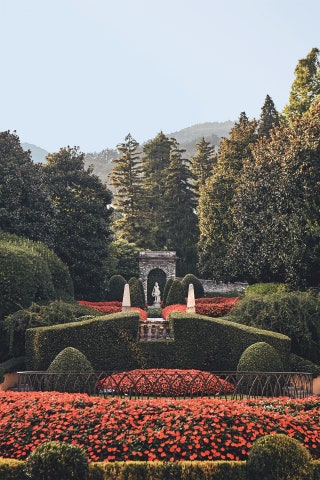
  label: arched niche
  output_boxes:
[139,251,178,306]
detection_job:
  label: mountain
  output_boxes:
[21,143,49,163]
[84,121,234,183]
[21,121,234,183]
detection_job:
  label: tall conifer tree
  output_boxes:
[197,113,258,280]
[258,94,280,137]
[109,134,146,245]
[190,137,216,198]
[283,47,320,118]
[162,139,198,274]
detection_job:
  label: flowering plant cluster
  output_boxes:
[162,297,240,320]
[0,392,319,463]
[162,304,187,320]
[96,368,235,396]
[77,301,147,320]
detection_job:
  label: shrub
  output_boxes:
[237,342,283,372]
[46,347,94,393]
[162,278,174,306]
[0,457,27,480]
[0,232,73,320]
[289,353,320,377]
[25,441,88,480]
[2,301,101,360]
[181,273,204,299]
[228,290,320,364]
[0,357,25,383]
[128,277,145,309]
[245,282,289,296]
[246,434,313,480]
[237,342,284,397]
[166,279,185,306]
[106,275,126,301]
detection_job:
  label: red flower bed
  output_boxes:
[162,298,240,320]
[162,304,186,320]
[77,301,147,320]
[0,392,319,462]
[97,368,235,396]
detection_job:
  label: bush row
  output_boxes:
[26,311,290,372]
[1,456,320,480]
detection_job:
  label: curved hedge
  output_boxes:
[26,312,290,372]
[0,232,73,320]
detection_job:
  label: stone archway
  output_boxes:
[139,251,178,305]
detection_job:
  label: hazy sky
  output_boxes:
[1,0,319,153]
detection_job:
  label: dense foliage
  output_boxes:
[1,392,319,462]
[0,232,73,333]
[228,290,320,363]
[43,147,113,300]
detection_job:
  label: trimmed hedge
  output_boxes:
[246,434,313,480]
[106,275,126,301]
[237,342,283,372]
[1,457,320,480]
[181,274,205,299]
[2,301,101,360]
[165,280,185,307]
[0,232,73,320]
[128,277,145,310]
[26,312,290,372]
[0,357,25,383]
[26,312,145,371]
[0,458,27,480]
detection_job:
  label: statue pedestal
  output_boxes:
[153,302,161,308]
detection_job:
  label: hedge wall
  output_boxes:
[26,312,290,372]
[26,312,144,371]
[2,458,320,480]
[0,232,73,320]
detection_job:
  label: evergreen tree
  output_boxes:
[232,100,320,287]
[258,94,280,137]
[162,139,198,275]
[141,132,172,248]
[0,130,55,246]
[109,134,146,245]
[190,137,216,198]
[197,113,258,280]
[283,48,320,118]
[43,146,113,299]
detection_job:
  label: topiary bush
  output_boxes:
[181,274,204,299]
[289,353,320,377]
[162,278,174,306]
[247,434,313,480]
[46,347,94,393]
[165,279,185,306]
[237,342,284,397]
[237,342,283,372]
[25,441,89,480]
[0,457,27,480]
[106,274,126,301]
[128,277,145,310]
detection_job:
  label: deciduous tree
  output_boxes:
[43,146,113,299]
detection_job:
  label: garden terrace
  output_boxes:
[16,369,313,399]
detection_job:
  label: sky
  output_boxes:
[1,0,320,153]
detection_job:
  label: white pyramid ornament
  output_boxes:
[122,283,131,311]
[186,283,196,313]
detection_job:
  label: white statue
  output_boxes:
[152,282,161,304]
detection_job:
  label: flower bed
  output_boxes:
[77,301,147,320]
[96,368,235,396]
[0,392,319,462]
[162,297,240,320]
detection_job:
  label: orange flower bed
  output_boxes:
[77,301,147,320]
[162,298,240,320]
[0,392,319,462]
